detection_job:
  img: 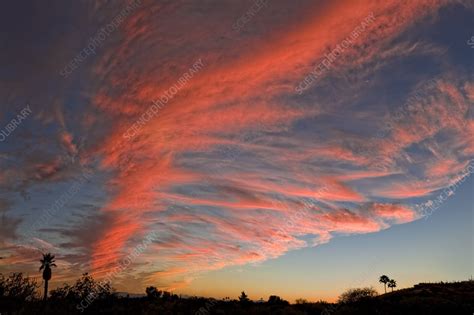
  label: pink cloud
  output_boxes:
[10,0,463,291]
[369,203,419,224]
[59,131,78,156]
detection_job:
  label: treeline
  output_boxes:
[1,272,473,314]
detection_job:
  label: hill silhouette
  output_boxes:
[333,281,474,315]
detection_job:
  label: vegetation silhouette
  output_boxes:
[39,253,56,301]
[295,298,309,304]
[388,279,397,292]
[337,287,378,304]
[0,273,472,314]
[238,290,250,306]
[145,286,162,300]
[379,275,390,293]
[267,295,289,305]
[0,273,38,314]
[0,256,473,314]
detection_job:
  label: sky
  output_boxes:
[0,0,473,302]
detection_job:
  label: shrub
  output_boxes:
[50,273,114,302]
[337,287,378,304]
[268,295,289,305]
[145,286,162,299]
[0,273,38,301]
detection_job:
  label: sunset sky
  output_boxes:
[0,0,473,302]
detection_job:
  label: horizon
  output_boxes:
[0,0,473,304]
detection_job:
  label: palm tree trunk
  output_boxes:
[384,284,386,293]
[43,280,48,300]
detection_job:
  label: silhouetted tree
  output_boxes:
[337,287,378,304]
[379,275,390,293]
[268,295,289,305]
[160,292,179,301]
[388,279,397,292]
[0,273,38,315]
[39,253,56,300]
[0,273,38,301]
[239,291,249,304]
[49,283,74,300]
[50,272,115,313]
[145,286,162,299]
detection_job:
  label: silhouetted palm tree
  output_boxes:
[379,275,390,293]
[39,253,56,300]
[388,279,397,292]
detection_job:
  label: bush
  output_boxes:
[268,295,289,305]
[145,286,162,299]
[0,273,38,301]
[50,273,114,303]
[0,273,38,314]
[338,287,378,304]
